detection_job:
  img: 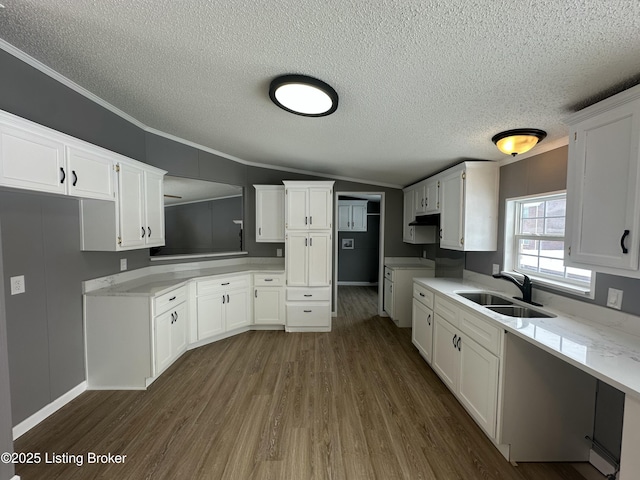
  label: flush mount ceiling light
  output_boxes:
[269,74,338,117]
[492,129,547,156]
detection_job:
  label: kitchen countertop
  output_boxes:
[85,263,285,297]
[414,276,640,399]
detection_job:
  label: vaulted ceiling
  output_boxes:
[1,1,639,187]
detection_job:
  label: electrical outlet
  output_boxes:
[10,275,25,295]
[276,248,283,257]
[606,288,623,310]
[120,258,127,271]
[423,250,427,258]
[492,264,500,275]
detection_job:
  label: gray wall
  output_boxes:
[0,190,149,425]
[466,146,640,317]
[0,226,15,480]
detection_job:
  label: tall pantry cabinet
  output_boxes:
[284,181,334,332]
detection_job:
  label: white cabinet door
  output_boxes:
[432,315,459,392]
[414,184,427,215]
[286,232,309,287]
[440,169,464,250]
[566,98,640,271]
[254,287,284,325]
[425,179,440,214]
[351,204,367,232]
[286,187,309,229]
[337,204,351,231]
[403,190,415,242]
[458,335,499,438]
[118,163,146,248]
[144,170,165,247]
[197,294,225,339]
[308,187,332,229]
[155,309,174,374]
[66,146,115,201]
[308,232,331,286]
[383,278,394,317]
[255,186,285,242]
[412,299,433,364]
[0,123,67,194]
[171,302,188,357]
[225,289,250,330]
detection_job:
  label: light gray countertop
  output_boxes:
[85,263,285,297]
[414,276,640,399]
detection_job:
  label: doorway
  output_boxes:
[333,192,385,317]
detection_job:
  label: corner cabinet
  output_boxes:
[439,161,499,251]
[284,181,334,332]
[80,160,166,251]
[565,84,640,277]
[255,185,285,242]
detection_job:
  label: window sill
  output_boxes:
[509,271,595,300]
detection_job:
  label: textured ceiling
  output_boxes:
[1,1,640,187]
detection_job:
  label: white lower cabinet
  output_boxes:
[430,293,502,439]
[155,300,188,375]
[253,273,285,325]
[196,275,251,340]
[412,283,434,363]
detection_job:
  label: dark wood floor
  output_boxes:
[14,286,599,479]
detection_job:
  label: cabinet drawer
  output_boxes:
[286,303,330,327]
[435,295,459,327]
[254,273,285,286]
[413,283,434,309]
[286,287,331,301]
[459,309,502,355]
[197,275,249,295]
[384,267,394,282]
[154,285,187,315]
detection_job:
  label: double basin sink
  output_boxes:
[456,292,556,318]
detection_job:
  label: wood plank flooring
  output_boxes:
[14,286,600,479]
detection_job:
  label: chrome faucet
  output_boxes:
[492,272,542,306]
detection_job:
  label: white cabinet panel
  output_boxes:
[255,185,285,242]
[197,294,225,339]
[118,163,146,248]
[425,179,440,214]
[144,170,165,247]
[440,169,464,249]
[66,146,115,201]
[458,335,499,438]
[286,187,309,229]
[308,232,331,286]
[432,315,460,392]
[225,289,250,330]
[155,309,173,374]
[286,232,309,287]
[566,96,640,272]
[254,287,284,325]
[337,204,351,231]
[383,277,394,317]
[338,200,367,232]
[0,123,67,194]
[412,298,433,363]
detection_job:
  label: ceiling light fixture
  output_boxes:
[269,74,338,117]
[492,129,547,156]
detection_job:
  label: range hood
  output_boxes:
[409,214,440,226]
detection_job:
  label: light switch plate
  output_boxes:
[276,248,283,257]
[10,275,25,295]
[120,258,127,271]
[606,288,623,310]
[492,264,500,275]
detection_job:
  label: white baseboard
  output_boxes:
[12,382,87,440]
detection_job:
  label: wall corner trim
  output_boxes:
[12,381,87,440]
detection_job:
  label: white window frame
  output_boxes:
[504,191,595,298]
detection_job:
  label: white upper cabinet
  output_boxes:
[337,200,367,232]
[425,178,440,214]
[565,85,640,276]
[0,112,115,200]
[0,122,67,195]
[284,181,333,230]
[66,146,115,201]
[255,185,285,242]
[438,161,499,251]
[402,187,437,245]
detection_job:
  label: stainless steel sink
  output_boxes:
[457,292,514,306]
[486,305,556,318]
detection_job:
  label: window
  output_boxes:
[504,192,594,295]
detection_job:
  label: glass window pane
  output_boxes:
[521,202,544,219]
[545,217,565,235]
[520,219,543,234]
[545,198,566,217]
[540,240,564,259]
[518,239,539,255]
[517,254,539,273]
[539,257,565,278]
[566,267,592,283]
